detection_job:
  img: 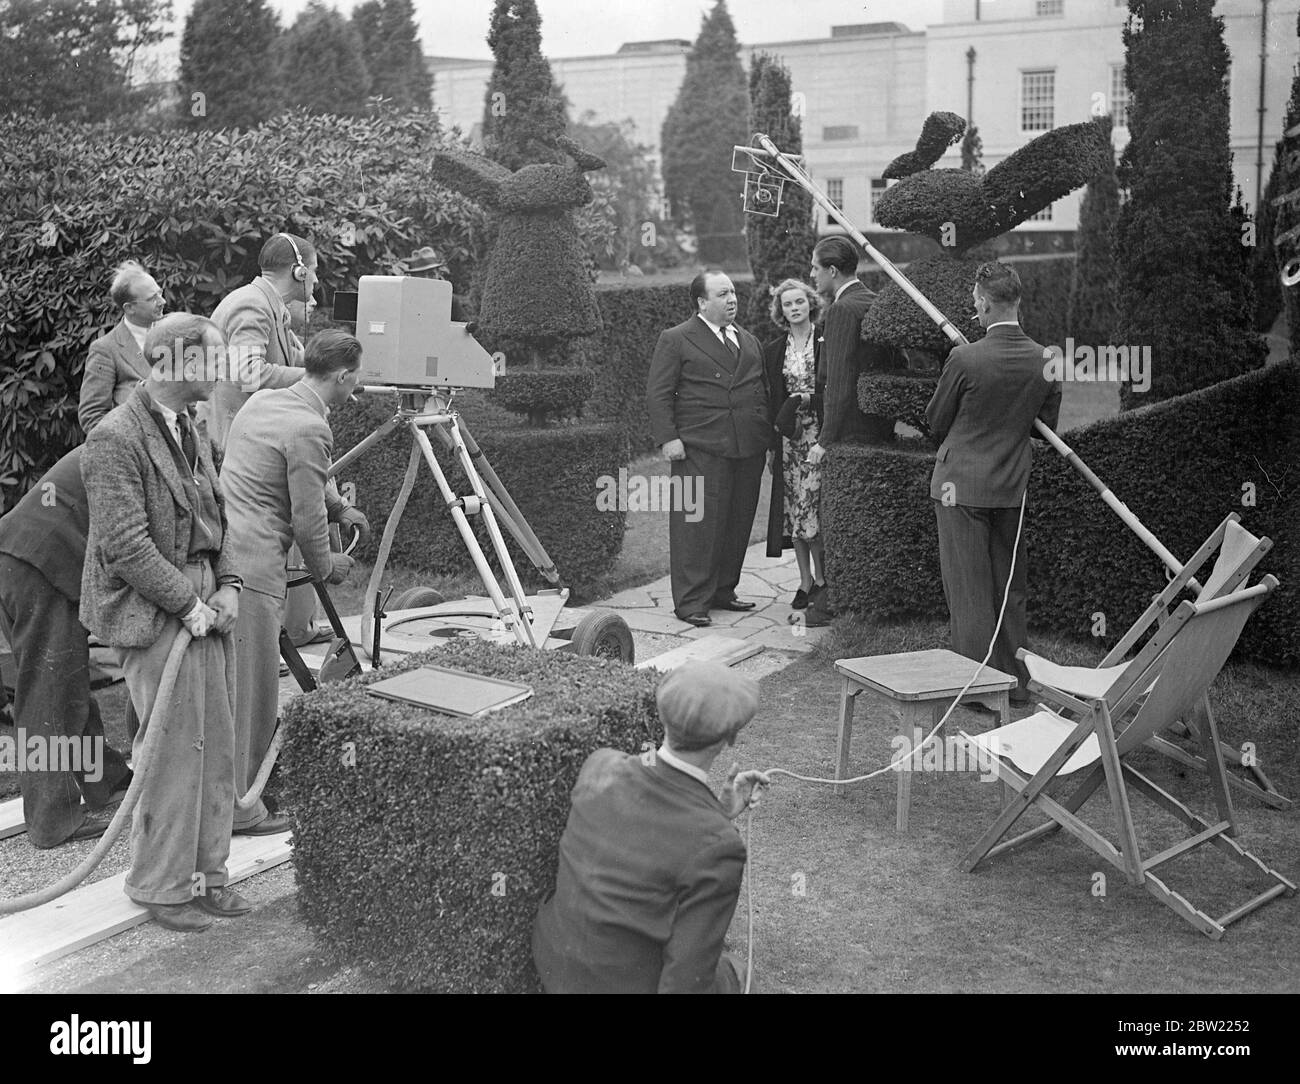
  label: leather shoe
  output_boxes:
[710,598,756,611]
[66,803,118,842]
[676,612,712,628]
[233,812,292,836]
[196,886,251,918]
[146,902,213,932]
[791,589,809,610]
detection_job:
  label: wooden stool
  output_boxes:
[834,649,1017,832]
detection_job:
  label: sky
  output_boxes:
[157,0,949,63]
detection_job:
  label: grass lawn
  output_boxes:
[721,617,1300,993]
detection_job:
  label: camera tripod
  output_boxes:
[330,387,563,656]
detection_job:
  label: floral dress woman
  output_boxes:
[781,329,821,542]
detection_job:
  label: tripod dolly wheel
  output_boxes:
[390,586,447,610]
[569,612,635,664]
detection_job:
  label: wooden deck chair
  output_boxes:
[1021,514,1288,809]
[958,578,1295,940]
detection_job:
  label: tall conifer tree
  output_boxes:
[275,2,370,118]
[661,1,749,265]
[480,0,568,169]
[744,53,815,327]
[352,0,432,111]
[179,0,281,129]
[1114,0,1265,407]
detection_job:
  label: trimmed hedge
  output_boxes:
[330,395,629,590]
[487,369,596,424]
[281,637,664,992]
[857,372,939,437]
[821,360,1299,667]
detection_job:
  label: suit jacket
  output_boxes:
[0,447,89,601]
[761,332,822,558]
[203,276,307,452]
[925,323,1063,508]
[78,320,152,435]
[816,280,906,445]
[80,387,239,648]
[220,382,345,597]
[645,315,770,459]
[532,748,746,994]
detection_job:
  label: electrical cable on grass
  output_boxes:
[740,490,1028,993]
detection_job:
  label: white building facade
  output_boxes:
[428,1,1300,240]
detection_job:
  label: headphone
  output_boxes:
[278,232,307,282]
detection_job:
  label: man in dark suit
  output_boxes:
[82,313,249,932]
[925,262,1062,702]
[0,448,132,847]
[532,661,771,993]
[78,260,165,434]
[645,271,770,627]
[220,331,368,835]
[806,235,897,459]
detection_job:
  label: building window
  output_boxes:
[822,124,860,141]
[1020,70,1055,131]
[870,178,888,224]
[1110,64,1130,129]
[1036,0,1064,14]
[1027,204,1054,222]
[825,178,844,209]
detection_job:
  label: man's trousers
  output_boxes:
[934,501,1031,696]
[230,585,283,829]
[119,560,235,905]
[669,447,765,618]
[0,555,130,847]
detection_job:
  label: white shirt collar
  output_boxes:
[697,314,736,342]
[986,320,1020,330]
[124,319,150,350]
[834,279,858,301]
[656,743,710,786]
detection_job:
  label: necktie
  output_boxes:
[724,329,739,359]
[177,412,197,471]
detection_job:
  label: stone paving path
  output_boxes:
[584,540,831,657]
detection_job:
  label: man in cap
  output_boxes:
[532,661,771,994]
[403,246,468,322]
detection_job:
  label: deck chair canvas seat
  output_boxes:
[1021,514,1288,810]
[959,578,1295,940]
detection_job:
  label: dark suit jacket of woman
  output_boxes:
[761,329,822,558]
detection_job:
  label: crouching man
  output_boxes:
[81,313,248,932]
[532,661,771,993]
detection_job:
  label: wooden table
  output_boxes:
[834,649,1018,832]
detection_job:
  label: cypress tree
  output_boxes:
[1114,0,1266,408]
[1272,12,1300,352]
[352,0,433,112]
[276,2,371,118]
[744,53,816,328]
[1068,118,1119,348]
[480,0,568,169]
[661,0,749,266]
[179,0,282,129]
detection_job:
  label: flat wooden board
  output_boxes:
[0,831,292,986]
[835,648,1017,699]
[635,635,760,672]
[0,797,22,841]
